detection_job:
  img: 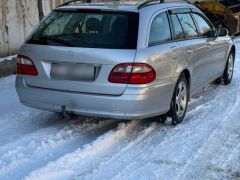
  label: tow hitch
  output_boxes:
[61,105,71,119]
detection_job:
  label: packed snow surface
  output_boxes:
[0,45,240,180]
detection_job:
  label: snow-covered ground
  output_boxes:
[0,45,240,180]
[0,55,17,63]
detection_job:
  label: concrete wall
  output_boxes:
[0,0,69,57]
[0,0,40,57]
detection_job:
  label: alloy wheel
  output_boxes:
[175,81,187,118]
[227,54,234,80]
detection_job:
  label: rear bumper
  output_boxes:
[16,77,175,120]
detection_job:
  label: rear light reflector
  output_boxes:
[108,63,156,84]
[16,55,38,76]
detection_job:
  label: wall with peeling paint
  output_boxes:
[0,0,68,57]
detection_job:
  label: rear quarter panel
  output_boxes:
[128,6,192,103]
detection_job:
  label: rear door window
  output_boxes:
[191,13,213,37]
[170,14,185,40]
[149,12,171,45]
[177,13,198,38]
[28,10,139,49]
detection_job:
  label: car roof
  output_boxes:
[56,1,195,13]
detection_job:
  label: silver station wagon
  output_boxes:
[16,0,235,124]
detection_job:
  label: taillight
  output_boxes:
[108,63,156,84]
[16,55,38,76]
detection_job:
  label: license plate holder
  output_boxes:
[51,63,96,81]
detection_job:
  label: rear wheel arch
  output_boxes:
[165,73,190,125]
[226,45,235,65]
[180,69,191,94]
[172,69,191,99]
[222,49,235,85]
[231,45,236,60]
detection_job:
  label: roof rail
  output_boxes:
[138,0,161,9]
[58,0,90,8]
[58,0,191,9]
[138,0,191,9]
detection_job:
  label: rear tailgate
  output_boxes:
[20,8,139,95]
[20,44,137,95]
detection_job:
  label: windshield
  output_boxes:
[27,10,139,49]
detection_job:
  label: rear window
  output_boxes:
[27,10,139,49]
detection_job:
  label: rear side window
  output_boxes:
[170,14,185,40]
[192,13,213,37]
[28,10,139,49]
[149,12,171,45]
[177,13,198,38]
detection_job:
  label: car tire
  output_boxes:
[222,52,234,85]
[166,74,189,125]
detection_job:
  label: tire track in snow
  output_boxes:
[71,122,165,179]
[80,122,167,180]
[80,99,216,180]
[175,62,240,180]
[175,94,238,179]
[82,100,214,179]
[23,120,146,180]
[70,120,158,180]
[148,84,237,179]
[0,117,120,180]
[218,142,240,179]
[204,138,240,179]
[80,70,239,180]
[177,105,240,179]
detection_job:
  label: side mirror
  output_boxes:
[217,28,229,37]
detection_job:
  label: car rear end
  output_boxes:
[16,4,171,119]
